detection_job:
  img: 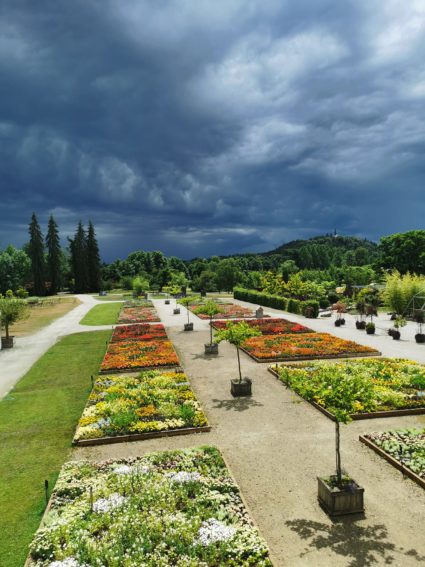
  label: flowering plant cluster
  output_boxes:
[212,318,312,334]
[192,302,255,319]
[274,358,425,416]
[364,428,425,480]
[29,447,271,566]
[74,370,208,441]
[118,306,160,324]
[111,323,167,343]
[100,338,179,372]
[244,332,379,361]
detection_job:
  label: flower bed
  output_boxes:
[74,370,209,443]
[118,306,160,324]
[360,428,425,489]
[111,323,167,343]
[243,332,379,361]
[212,317,312,334]
[28,447,272,566]
[100,338,179,372]
[271,358,425,418]
[191,302,255,319]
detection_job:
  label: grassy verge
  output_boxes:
[79,302,122,325]
[0,330,111,567]
[12,297,80,337]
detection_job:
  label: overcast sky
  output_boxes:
[0,0,424,261]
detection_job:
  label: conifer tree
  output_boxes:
[28,213,45,296]
[46,215,61,294]
[69,222,89,293]
[87,220,101,292]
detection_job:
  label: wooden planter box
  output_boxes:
[205,343,218,355]
[184,323,194,331]
[165,299,170,305]
[317,476,364,516]
[231,378,252,397]
[74,425,212,446]
[1,336,14,349]
[173,308,180,315]
[242,347,381,364]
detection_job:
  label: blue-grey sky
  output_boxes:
[0,0,424,260]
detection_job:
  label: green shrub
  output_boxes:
[302,300,319,318]
[287,299,301,314]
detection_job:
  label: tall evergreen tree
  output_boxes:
[87,220,101,292]
[28,213,45,296]
[69,222,89,293]
[46,215,62,294]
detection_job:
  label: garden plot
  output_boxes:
[189,301,256,319]
[74,370,210,445]
[118,305,160,324]
[243,332,380,362]
[360,428,425,489]
[28,447,272,566]
[269,358,425,420]
[100,338,179,373]
[212,317,312,334]
[111,323,167,342]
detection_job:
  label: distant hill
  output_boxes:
[264,234,377,256]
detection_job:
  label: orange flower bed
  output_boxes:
[118,306,160,324]
[212,318,312,334]
[191,303,255,319]
[243,332,380,361]
[111,324,167,343]
[101,338,179,372]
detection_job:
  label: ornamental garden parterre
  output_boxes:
[28,447,272,566]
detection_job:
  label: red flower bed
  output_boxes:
[191,303,255,319]
[111,324,167,343]
[101,338,179,372]
[212,318,312,334]
[118,306,160,324]
[243,332,380,361]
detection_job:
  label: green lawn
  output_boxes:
[80,302,122,325]
[0,330,111,567]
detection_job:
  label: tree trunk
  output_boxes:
[236,346,242,382]
[5,321,9,339]
[335,421,342,486]
[210,316,213,345]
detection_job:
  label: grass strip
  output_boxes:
[0,330,111,567]
[79,302,122,325]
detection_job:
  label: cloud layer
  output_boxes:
[0,0,424,260]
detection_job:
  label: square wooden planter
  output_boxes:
[165,299,170,305]
[231,378,252,397]
[173,308,180,315]
[205,343,218,355]
[1,336,15,349]
[317,476,364,517]
[184,323,194,331]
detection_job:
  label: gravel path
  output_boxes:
[74,299,425,567]
[0,294,113,399]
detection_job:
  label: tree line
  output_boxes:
[0,214,101,295]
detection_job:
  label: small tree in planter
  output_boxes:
[179,296,198,331]
[193,300,222,354]
[132,276,149,298]
[414,310,425,343]
[318,402,365,517]
[215,321,261,397]
[355,301,366,330]
[0,296,29,348]
[333,301,346,327]
[389,315,406,340]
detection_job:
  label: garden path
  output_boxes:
[74,299,425,567]
[0,294,108,399]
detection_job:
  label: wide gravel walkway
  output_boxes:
[73,298,425,567]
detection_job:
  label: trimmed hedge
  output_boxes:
[233,288,318,318]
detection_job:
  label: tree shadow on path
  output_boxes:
[285,518,425,566]
[212,397,263,412]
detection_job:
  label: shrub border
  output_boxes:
[359,435,425,490]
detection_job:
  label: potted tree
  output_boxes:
[0,296,29,348]
[193,300,222,354]
[355,301,366,330]
[179,296,197,331]
[132,276,149,299]
[318,406,364,517]
[333,301,346,327]
[215,321,261,396]
[390,315,406,340]
[365,304,377,334]
[414,310,425,343]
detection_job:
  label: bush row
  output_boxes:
[233,288,319,318]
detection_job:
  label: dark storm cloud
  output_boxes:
[0,0,424,260]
